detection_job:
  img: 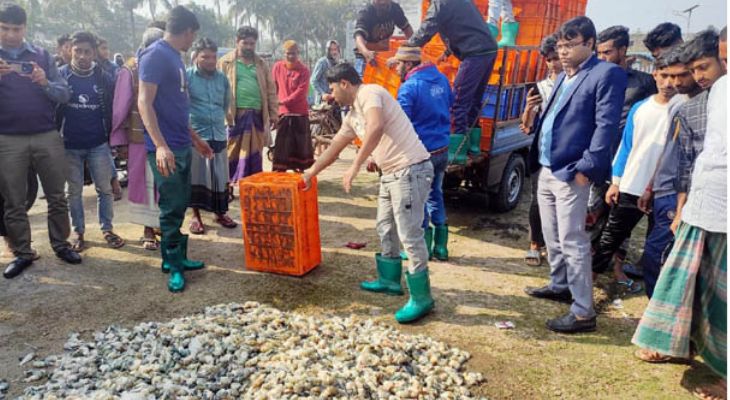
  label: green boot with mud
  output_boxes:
[161,240,186,293]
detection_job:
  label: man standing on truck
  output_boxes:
[405,0,498,141]
[394,45,453,261]
[353,0,413,77]
[523,16,626,334]
[302,63,436,324]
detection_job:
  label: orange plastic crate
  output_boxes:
[238,172,321,276]
[479,118,495,152]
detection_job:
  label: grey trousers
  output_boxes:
[376,160,434,274]
[537,167,595,318]
[0,131,72,258]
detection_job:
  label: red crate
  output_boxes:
[480,117,495,152]
[239,173,321,276]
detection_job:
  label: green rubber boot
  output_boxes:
[400,226,434,261]
[162,241,186,293]
[487,23,499,40]
[497,21,519,48]
[433,224,449,261]
[360,254,404,296]
[162,235,205,273]
[395,269,435,323]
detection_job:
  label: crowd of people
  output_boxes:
[0,0,726,397]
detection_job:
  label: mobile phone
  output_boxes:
[525,82,538,97]
[6,60,34,75]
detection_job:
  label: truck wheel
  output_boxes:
[490,154,525,212]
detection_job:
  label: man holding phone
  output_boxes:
[0,2,81,279]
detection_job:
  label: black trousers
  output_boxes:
[592,192,653,274]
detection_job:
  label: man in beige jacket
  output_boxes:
[218,26,278,191]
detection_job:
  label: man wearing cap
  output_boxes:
[406,0,498,138]
[302,63,435,324]
[395,46,453,261]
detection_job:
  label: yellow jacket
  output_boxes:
[218,50,278,134]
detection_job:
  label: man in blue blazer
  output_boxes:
[524,16,627,333]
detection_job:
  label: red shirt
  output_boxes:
[272,60,310,115]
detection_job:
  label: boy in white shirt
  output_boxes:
[591,54,681,288]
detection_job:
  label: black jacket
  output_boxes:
[407,0,497,60]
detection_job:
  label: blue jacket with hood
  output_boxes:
[396,64,453,152]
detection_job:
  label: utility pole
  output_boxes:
[673,4,700,33]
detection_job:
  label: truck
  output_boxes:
[361,0,587,212]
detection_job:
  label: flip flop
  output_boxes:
[103,231,125,249]
[214,214,238,229]
[189,220,205,235]
[524,248,542,266]
[634,349,672,363]
[71,236,85,253]
[345,242,367,250]
[140,237,159,251]
[617,278,643,294]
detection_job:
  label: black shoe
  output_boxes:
[546,312,597,333]
[56,248,82,264]
[524,285,573,304]
[4,257,33,279]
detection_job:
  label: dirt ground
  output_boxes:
[0,148,717,399]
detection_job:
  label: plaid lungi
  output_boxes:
[632,221,727,378]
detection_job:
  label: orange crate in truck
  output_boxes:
[238,172,321,276]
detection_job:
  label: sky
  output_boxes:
[189,0,727,34]
[585,0,727,33]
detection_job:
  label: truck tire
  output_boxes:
[490,154,525,212]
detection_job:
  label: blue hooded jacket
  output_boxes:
[397,64,453,152]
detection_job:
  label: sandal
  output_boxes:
[189,219,205,235]
[214,214,237,229]
[103,231,125,249]
[71,236,85,253]
[617,278,643,294]
[525,248,542,266]
[140,237,159,251]
[634,349,672,363]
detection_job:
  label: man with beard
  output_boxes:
[271,40,314,173]
[218,26,278,191]
[353,0,413,77]
[0,2,81,279]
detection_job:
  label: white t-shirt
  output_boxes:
[612,95,684,196]
[336,84,430,174]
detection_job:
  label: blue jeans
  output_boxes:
[424,150,448,227]
[640,194,677,299]
[66,143,115,234]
